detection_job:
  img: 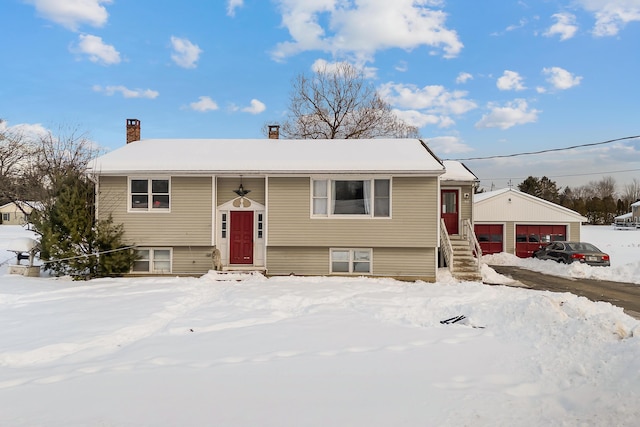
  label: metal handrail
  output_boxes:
[440,218,454,272]
[462,219,482,267]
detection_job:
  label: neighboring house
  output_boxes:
[89,120,480,281]
[613,200,640,228]
[0,201,40,226]
[474,188,588,257]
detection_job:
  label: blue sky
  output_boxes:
[1,0,639,191]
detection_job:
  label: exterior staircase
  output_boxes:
[448,236,483,282]
[440,219,483,282]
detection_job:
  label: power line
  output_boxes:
[483,167,640,182]
[447,135,640,161]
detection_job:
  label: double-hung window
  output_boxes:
[130,178,170,211]
[331,249,372,274]
[312,179,390,217]
[133,248,172,273]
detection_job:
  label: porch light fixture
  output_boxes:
[234,178,251,197]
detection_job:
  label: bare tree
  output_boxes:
[589,176,617,200]
[276,62,419,139]
[622,178,640,203]
[0,120,36,203]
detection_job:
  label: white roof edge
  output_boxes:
[91,170,446,176]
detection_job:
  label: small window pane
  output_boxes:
[133,261,150,272]
[154,261,171,272]
[332,250,349,262]
[152,180,169,193]
[374,179,390,197]
[152,195,170,209]
[313,180,327,197]
[154,250,170,261]
[131,180,148,193]
[313,199,327,215]
[374,198,389,217]
[132,195,148,208]
[332,261,350,272]
[353,261,370,273]
[354,250,370,262]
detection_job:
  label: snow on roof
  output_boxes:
[90,138,445,175]
[441,160,478,182]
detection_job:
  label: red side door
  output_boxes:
[441,190,459,235]
[230,211,254,264]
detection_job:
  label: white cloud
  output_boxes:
[392,109,447,128]
[72,34,120,65]
[93,85,159,99]
[227,0,244,16]
[544,12,578,40]
[395,61,408,72]
[423,136,473,154]
[241,99,267,114]
[170,36,202,69]
[575,0,640,36]
[189,96,219,112]
[475,99,540,130]
[456,72,473,84]
[0,121,50,140]
[496,70,526,91]
[542,66,582,90]
[271,0,462,62]
[26,0,111,31]
[379,83,477,115]
[380,82,476,129]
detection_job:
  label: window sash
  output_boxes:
[132,248,171,273]
[330,249,371,274]
[130,178,170,211]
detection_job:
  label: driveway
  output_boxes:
[488,265,640,319]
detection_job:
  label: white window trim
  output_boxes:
[132,247,173,274]
[330,248,372,275]
[311,177,392,219]
[128,177,171,213]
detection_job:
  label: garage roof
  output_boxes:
[474,188,588,222]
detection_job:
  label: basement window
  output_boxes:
[133,248,172,273]
[330,249,372,274]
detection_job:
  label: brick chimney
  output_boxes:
[268,125,280,139]
[126,119,141,144]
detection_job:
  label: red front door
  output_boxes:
[441,190,459,235]
[230,211,254,264]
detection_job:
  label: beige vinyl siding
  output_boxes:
[372,247,435,280]
[172,246,215,274]
[267,246,436,281]
[266,247,329,276]
[267,176,438,248]
[568,222,581,241]
[505,222,515,255]
[98,176,212,246]
[460,184,474,223]
[217,177,265,206]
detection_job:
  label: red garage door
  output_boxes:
[474,224,504,255]
[515,225,566,258]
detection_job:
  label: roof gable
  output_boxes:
[474,188,587,222]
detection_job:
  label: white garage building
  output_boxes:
[473,188,588,257]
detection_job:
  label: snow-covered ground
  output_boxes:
[0,225,639,426]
